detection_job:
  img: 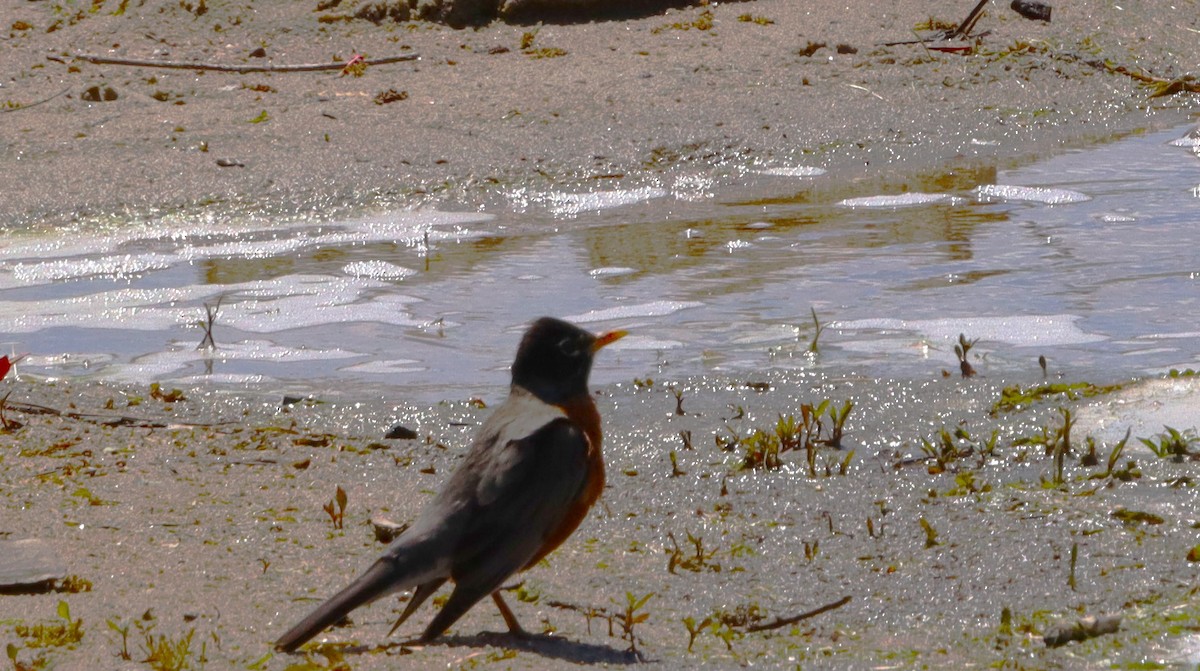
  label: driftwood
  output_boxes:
[1043,614,1121,647]
[72,53,419,73]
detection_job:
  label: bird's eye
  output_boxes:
[556,337,580,357]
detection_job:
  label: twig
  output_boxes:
[1,87,71,114]
[844,83,886,102]
[72,53,419,74]
[197,296,223,351]
[946,0,991,40]
[744,595,851,633]
[4,399,236,430]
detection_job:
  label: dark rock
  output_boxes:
[0,539,67,594]
[81,85,118,102]
[385,423,418,440]
[1011,0,1052,22]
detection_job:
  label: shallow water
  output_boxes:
[1,125,1197,403]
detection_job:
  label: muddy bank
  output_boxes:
[2,0,1198,228]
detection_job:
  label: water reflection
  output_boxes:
[0,126,1196,400]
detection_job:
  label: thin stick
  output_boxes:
[744,595,852,633]
[948,0,992,40]
[0,87,71,114]
[73,53,419,73]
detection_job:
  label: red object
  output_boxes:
[339,54,365,77]
[0,354,26,381]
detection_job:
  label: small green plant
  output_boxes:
[1139,426,1198,462]
[918,426,973,474]
[613,592,653,654]
[678,430,693,450]
[919,518,940,548]
[993,380,1124,414]
[670,386,685,415]
[808,307,826,353]
[737,13,774,25]
[323,485,348,530]
[127,610,205,671]
[149,382,186,403]
[1068,542,1078,591]
[14,600,84,649]
[682,615,712,652]
[666,532,720,573]
[669,450,685,477]
[803,539,819,561]
[1088,429,1136,481]
[825,399,853,448]
[735,401,855,474]
[140,628,197,671]
[944,470,991,497]
[519,27,539,50]
[739,428,781,470]
[954,333,978,378]
[1049,408,1075,486]
[107,618,132,660]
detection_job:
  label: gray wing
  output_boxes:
[417,416,591,640]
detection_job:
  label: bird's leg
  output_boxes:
[492,592,530,638]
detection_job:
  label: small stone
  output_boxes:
[371,517,409,544]
[0,539,67,594]
[81,85,118,102]
[384,424,418,440]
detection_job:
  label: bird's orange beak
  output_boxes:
[592,329,627,352]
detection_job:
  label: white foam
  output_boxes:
[975,184,1090,204]
[1074,377,1200,448]
[756,166,827,177]
[833,314,1105,347]
[537,187,667,216]
[343,358,427,374]
[0,274,423,334]
[589,267,637,277]
[11,254,177,283]
[1168,126,1200,148]
[342,261,417,280]
[565,301,703,323]
[838,192,954,208]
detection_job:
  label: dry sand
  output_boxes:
[3,0,1197,227]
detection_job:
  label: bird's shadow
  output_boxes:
[380,631,644,665]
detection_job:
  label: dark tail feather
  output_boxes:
[419,581,495,642]
[274,559,406,653]
[386,578,446,638]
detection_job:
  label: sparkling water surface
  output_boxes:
[1,125,1197,403]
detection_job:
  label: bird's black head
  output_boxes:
[510,317,626,405]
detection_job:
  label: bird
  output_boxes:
[274,317,626,653]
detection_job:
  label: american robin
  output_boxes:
[274,317,626,652]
